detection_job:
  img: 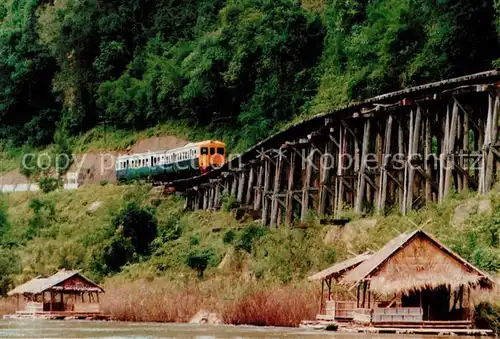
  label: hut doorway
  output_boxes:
[403,286,468,321]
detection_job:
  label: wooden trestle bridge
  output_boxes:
[171,70,500,227]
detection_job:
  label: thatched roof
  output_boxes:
[341,230,495,295]
[308,251,373,281]
[8,270,104,296]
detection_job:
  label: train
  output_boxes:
[115,140,226,182]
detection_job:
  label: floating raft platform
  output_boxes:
[338,326,494,336]
[3,311,113,321]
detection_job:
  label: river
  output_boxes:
[0,320,485,339]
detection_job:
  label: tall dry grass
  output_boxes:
[101,278,319,327]
[0,298,18,316]
[221,286,318,327]
[101,279,211,322]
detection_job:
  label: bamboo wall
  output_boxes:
[179,72,500,226]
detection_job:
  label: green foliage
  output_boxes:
[0,0,497,151]
[313,0,500,113]
[221,194,239,212]
[113,202,158,256]
[25,198,56,240]
[0,247,21,296]
[38,177,61,194]
[185,248,217,278]
[223,229,236,244]
[474,302,500,334]
[235,224,268,253]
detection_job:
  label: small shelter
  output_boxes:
[309,230,495,328]
[7,269,105,318]
[308,251,373,320]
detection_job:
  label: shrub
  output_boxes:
[221,194,239,212]
[103,234,136,273]
[100,179,110,186]
[235,224,267,253]
[113,202,157,255]
[474,302,500,334]
[38,177,60,193]
[223,229,236,244]
[185,248,216,278]
[24,198,56,240]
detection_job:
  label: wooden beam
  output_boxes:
[355,120,371,213]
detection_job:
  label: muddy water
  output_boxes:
[0,321,480,339]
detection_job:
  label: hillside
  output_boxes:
[0,0,497,153]
[0,180,497,327]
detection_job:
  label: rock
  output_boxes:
[324,219,377,248]
[451,198,492,226]
[217,248,233,270]
[477,199,492,215]
[451,200,477,226]
[86,201,102,214]
[189,309,223,324]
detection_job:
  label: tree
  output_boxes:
[113,202,157,255]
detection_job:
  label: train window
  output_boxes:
[210,148,215,155]
[217,147,224,155]
[201,147,208,155]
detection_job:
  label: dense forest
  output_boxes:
[0,0,499,150]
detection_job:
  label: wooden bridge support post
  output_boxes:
[377,115,393,214]
[318,136,334,216]
[424,115,433,203]
[207,186,214,210]
[202,189,209,210]
[237,171,246,203]
[406,107,422,212]
[285,151,296,225]
[443,102,459,198]
[480,93,499,194]
[214,180,221,209]
[355,119,371,214]
[246,167,255,206]
[261,158,271,225]
[270,152,284,228]
[301,146,314,221]
[254,151,265,211]
[230,174,238,198]
[335,127,345,216]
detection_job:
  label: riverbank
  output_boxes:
[0,183,498,332]
[100,278,319,327]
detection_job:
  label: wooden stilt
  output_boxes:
[355,120,371,214]
[285,151,296,225]
[318,138,334,216]
[262,159,271,225]
[301,146,314,221]
[270,152,283,228]
[246,167,255,206]
[254,152,265,210]
[237,171,246,203]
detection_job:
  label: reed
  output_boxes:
[0,298,18,316]
[221,285,318,327]
[101,278,318,327]
[101,279,207,323]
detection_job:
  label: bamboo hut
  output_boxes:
[308,251,373,321]
[309,230,495,329]
[6,269,107,320]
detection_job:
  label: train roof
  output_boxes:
[116,140,226,160]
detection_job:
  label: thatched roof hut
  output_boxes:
[308,251,373,282]
[7,269,105,316]
[341,230,494,296]
[8,270,104,296]
[309,229,496,325]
